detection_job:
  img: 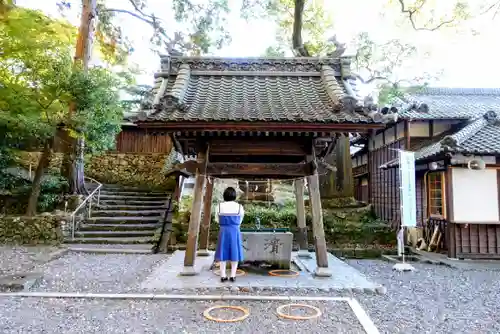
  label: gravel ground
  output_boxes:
[347,259,500,334]
[31,253,167,293]
[0,298,363,334]
[0,246,59,275]
[3,247,500,334]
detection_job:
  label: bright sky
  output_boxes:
[17,0,500,88]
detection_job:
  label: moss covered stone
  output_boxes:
[0,214,64,245]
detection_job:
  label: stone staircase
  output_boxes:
[65,184,172,253]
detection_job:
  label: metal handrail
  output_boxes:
[70,177,103,241]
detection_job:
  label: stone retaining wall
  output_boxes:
[0,214,64,245]
[13,151,176,191]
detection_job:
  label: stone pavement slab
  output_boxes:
[140,251,385,294]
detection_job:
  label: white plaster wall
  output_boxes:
[432,122,451,136]
[452,168,499,223]
[452,154,496,164]
[361,154,367,165]
[409,121,430,137]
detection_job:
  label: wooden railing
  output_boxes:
[153,197,174,253]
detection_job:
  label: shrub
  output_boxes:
[172,195,396,247]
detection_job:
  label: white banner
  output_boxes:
[399,150,417,227]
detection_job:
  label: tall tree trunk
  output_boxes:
[319,135,354,199]
[61,0,97,194]
[26,141,52,216]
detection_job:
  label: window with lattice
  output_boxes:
[427,172,446,218]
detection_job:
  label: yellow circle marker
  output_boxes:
[203,305,250,323]
[268,269,300,277]
[213,268,246,276]
[276,303,322,320]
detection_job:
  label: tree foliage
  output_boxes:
[0,5,125,214]
[57,0,232,58]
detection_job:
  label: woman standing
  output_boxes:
[214,187,245,282]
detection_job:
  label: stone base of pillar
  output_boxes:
[197,249,210,257]
[297,250,311,258]
[179,266,199,276]
[314,267,332,277]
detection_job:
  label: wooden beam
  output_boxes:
[206,162,308,177]
[307,172,331,277]
[295,178,310,258]
[181,146,208,275]
[197,177,214,256]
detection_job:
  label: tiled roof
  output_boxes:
[393,87,500,120]
[132,56,376,124]
[381,111,500,168]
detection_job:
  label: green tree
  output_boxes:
[0,6,124,215]
[57,0,232,57]
[52,0,235,194]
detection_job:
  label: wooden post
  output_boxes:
[181,149,208,275]
[197,177,214,256]
[307,172,332,277]
[295,178,310,258]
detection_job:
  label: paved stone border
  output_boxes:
[0,292,379,334]
[45,248,70,262]
[157,285,388,295]
[66,247,153,254]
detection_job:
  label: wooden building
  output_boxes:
[351,88,500,259]
[126,55,385,275]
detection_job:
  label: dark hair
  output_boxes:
[223,187,237,202]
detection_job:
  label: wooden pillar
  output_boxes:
[197,177,214,256]
[181,149,208,276]
[295,178,310,258]
[307,172,332,277]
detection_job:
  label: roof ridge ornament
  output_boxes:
[483,110,498,124]
[326,35,346,58]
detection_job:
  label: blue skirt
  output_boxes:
[214,225,244,262]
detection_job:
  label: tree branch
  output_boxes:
[102,8,155,26]
[398,0,456,31]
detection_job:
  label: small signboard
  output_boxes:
[399,150,417,227]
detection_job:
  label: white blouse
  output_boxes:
[218,201,245,217]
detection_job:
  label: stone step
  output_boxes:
[98,191,168,197]
[79,223,161,231]
[98,200,168,206]
[86,216,161,224]
[65,244,155,254]
[91,210,165,217]
[94,204,168,211]
[93,184,169,192]
[98,194,169,201]
[66,237,155,244]
[74,230,156,238]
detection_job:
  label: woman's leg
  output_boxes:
[230,261,238,278]
[219,261,227,278]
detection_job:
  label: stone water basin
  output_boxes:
[240,229,293,269]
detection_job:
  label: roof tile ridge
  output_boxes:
[439,115,489,150]
[166,63,191,103]
[320,64,345,106]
